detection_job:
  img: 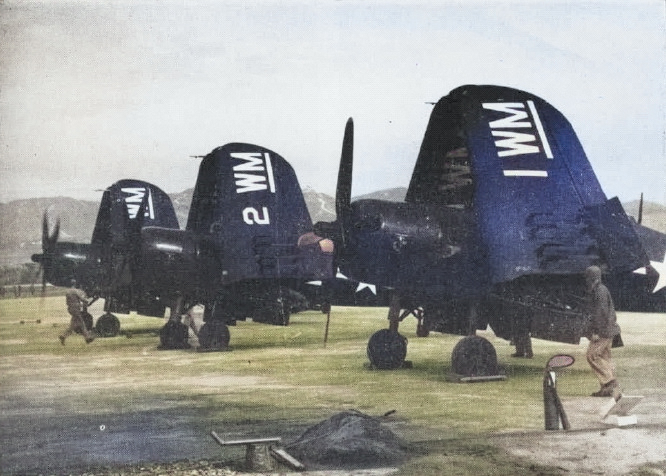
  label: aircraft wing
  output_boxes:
[407,85,648,285]
[634,222,666,263]
[607,221,666,312]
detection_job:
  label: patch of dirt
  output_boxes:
[491,394,666,475]
[494,427,666,476]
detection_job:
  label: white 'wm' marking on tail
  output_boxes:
[482,101,553,177]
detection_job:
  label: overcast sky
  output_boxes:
[1,0,665,206]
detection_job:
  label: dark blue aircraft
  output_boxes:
[34,144,333,350]
[34,85,664,369]
[315,84,666,372]
[35,180,180,336]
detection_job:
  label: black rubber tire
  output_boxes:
[159,321,189,349]
[197,321,231,351]
[367,329,408,370]
[451,335,498,377]
[95,313,120,337]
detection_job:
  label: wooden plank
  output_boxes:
[599,395,643,419]
[458,374,507,383]
[606,415,638,427]
[210,431,281,446]
[270,447,306,471]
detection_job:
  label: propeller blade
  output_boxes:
[638,192,644,225]
[40,211,60,292]
[42,213,49,250]
[42,212,60,251]
[336,118,354,226]
[50,218,60,247]
[313,118,355,257]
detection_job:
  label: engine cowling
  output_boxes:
[140,227,220,298]
[32,242,96,288]
[341,199,471,286]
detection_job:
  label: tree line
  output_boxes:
[0,263,41,286]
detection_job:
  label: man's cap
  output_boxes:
[585,265,601,281]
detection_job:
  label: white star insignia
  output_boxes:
[335,270,348,280]
[336,269,377,295]
[633,253,666,293]
[355,282,377,295]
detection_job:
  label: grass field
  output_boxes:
[1,296,665,475]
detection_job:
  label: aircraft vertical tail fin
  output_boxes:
[91,179,179,247]
[407,85,649,284]
[187,143,331,283]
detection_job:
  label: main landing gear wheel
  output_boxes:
[159,321,189,349]
[367,329,408,370]
[451,335,499,377]
[197,321,230,351]
[95,313,120,337]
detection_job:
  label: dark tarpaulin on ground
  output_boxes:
[285,410,407,469]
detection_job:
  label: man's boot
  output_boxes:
[591,380,617,397]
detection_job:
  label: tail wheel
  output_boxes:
[367,329,407,370]
[416,321,430,338]
[95,313,120,337]
[198,321,230,351]
[451,335,499,377]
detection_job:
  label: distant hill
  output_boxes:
[169,188,194,227]
[0,198,98,267]
[1,187,663,266]
[622,199,666,235]
[0,187,338,266]
[354,187,407,202]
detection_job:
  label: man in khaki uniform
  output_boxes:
[59,281,95,345]
[584,266,621,397]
